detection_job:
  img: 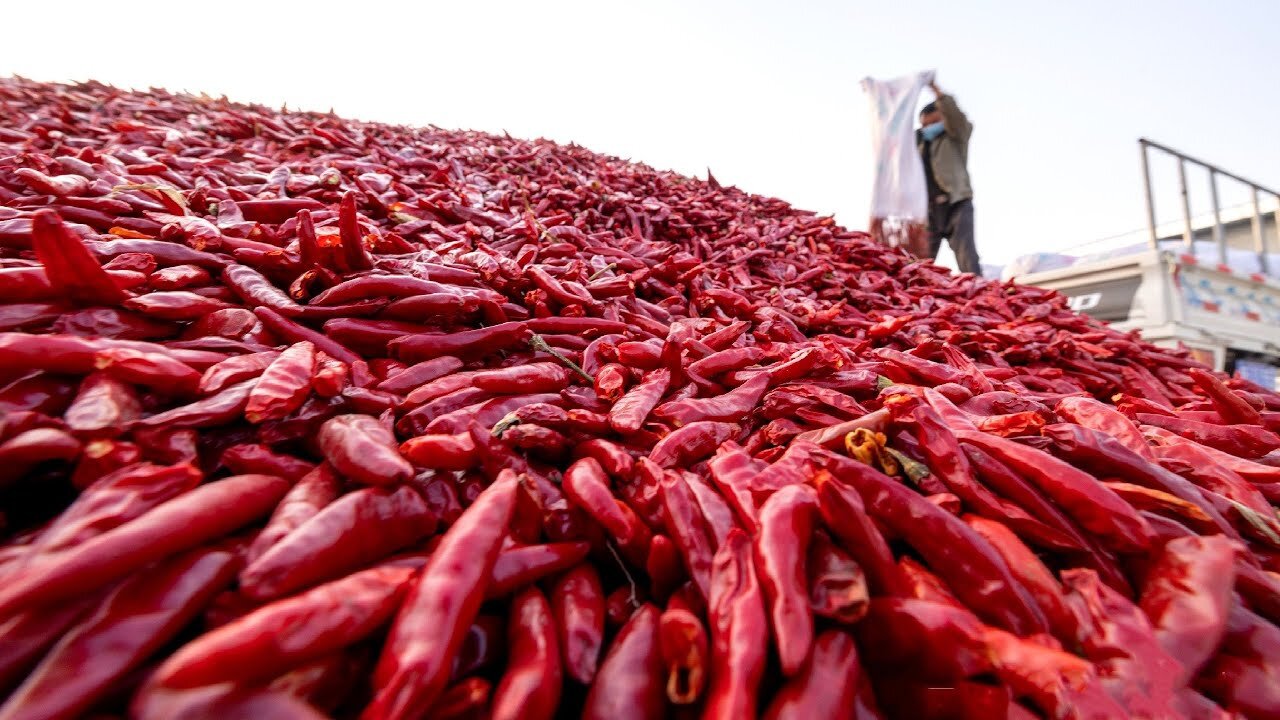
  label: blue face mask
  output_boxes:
[920,121,945,141]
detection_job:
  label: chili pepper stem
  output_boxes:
[528,334,593,384]
[587,263,617,282]
[607,541,640,607]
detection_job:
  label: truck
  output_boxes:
[1012,139,1280,389]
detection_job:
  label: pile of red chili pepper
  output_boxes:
[2,76,1280,720]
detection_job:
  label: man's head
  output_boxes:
[920,102,942,128]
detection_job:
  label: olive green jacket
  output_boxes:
[918,93,973,203]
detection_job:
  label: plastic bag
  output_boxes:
[863,71,935,255]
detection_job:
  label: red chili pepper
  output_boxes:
[31,208,129,305]
[609,369,670,436]
[367,471,517,720]
[1056,395,1155,460]
[154,564,412,690]
[563,457,651,567]
[253,305,361,365]
[1139,534,1239,685]
[0,592,102,692]
[762,629,870,720]
[94,347,201,396]
[956,429,1154,553]
[376,356,463,395]
[649,421,738,469]
[1137,412,1280,458]
[244,340,316,423]
[220,443,315,481]
[817,460,1048,635]
[805,529,870,624]
[243,463,341,567]
[317,413,413,486]
[1188,367,1263,425]
[1044,422,1238,540]
[594,362,630,402]
[0,546,237,719]
[239,485,435,601]
[963,515,1080,645]
[62,371,141,438]
[490,587,562,720]
[574,438,636,480]
[659,469,717,602]
[754,484,818,675]
[551,563,606,685]
[582,603,666,720]
[0,472,286,617]
[810,469,908,598]
[707,442,763,532]
[401,432,479,470]
[654,373,769,428]
[702,528,767,720]
[391,321,532,362]
[486,542,591,599]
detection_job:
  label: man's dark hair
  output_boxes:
[920,101,937,117]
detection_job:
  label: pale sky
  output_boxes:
[4,0,1278,268]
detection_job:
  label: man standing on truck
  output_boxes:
[918,79,980,276]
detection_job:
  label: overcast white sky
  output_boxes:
[4,0,1279,268]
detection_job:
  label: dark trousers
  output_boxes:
[928,199,980,276]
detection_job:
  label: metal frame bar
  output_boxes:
[1139,138,1280,272]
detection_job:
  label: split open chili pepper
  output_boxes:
[367,472,517,720]
[62,372,141,438]
[658,601,709,705]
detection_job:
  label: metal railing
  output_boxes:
[1139,138,1280,274]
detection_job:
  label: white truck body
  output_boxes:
[1016,248,1280,388]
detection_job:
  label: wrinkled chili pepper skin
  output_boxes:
[610,368,671,435]
[552,563,606,685]
[806,530,870,624]
[318,413,413,486]
[582,603,666,720]
[367,472,517,720]
[754,484,818,676]
[244,340,316,423]
[762,629,869,720]
[153,565,413,689]
[1139,534,1239,684]
[0,546,237,720]
[660,470,717,602]
[490,587,561,720]
[703,528,768,720]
